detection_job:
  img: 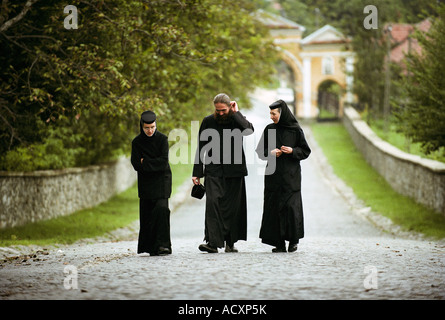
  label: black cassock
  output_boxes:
[131,124,172,255]
[256,100,311,247]
[193,111,254,248]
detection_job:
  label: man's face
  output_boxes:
[214,102,233,124]
[214,102,230,116]
[143,122,156,137]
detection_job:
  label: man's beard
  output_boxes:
[214,109,234,125]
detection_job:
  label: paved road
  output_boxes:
[1,89,444,301]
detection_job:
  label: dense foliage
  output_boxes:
[0,0,277,171]
[393,4,445,154]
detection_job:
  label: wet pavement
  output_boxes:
[1,89,444,301]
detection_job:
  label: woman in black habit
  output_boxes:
[256,100,311,252]
[131,111,172,256]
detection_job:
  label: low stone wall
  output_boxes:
[0,156,137,229]
[343,107,445,215]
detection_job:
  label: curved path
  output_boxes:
[1,89,444,301]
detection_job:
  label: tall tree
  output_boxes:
[393,4,445,154]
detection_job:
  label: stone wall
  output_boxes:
[343,107,445,215]
[0,156,137,229]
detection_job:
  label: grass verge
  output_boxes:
[311,122,445,239]
[369,120,445,163]
[0,162,192,247]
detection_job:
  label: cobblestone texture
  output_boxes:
[1,89,444,300]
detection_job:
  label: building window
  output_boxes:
[322,56,334,75]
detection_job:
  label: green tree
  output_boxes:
[393,4,445,155]
[0,0,277,171]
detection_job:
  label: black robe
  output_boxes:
[256,101,311,247]
[193,111,254,248]
[131,127,172,254]
[131,129,172,200]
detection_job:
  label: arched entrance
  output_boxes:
[258,10,355,118]
[317,79,342,121]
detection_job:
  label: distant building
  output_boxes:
[257,10,355,118]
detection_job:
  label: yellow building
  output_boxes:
[259,11,355,118]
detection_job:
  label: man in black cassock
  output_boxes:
[192,93,254,253]
[255,100,311,252]
[131,111,172,256]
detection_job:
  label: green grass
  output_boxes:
[0,162,192,247]
[311,122,445,239]
[369,120,445,163]
[318,108,337,119]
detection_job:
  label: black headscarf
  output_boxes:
[269,99,300,129]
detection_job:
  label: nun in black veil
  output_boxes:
[255,100,311,252]
[131,111,172,256]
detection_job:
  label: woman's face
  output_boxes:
[270,109,280,124]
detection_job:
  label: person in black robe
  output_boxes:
[131,111,172,256]
[255,100,311,252]
[192,93,254,253]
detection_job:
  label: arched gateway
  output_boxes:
[258,10,355,119]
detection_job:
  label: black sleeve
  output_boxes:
[255,128,269,161]
[233,111,254,135]
[291,128,311,161]
[192,119,206,178]
[131,136,169,173]
[131,139,143,172]
[141,136,170,172]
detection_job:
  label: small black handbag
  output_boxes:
[191,183,205,199]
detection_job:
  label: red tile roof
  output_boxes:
[386,19,431,64]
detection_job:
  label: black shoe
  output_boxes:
[225,244,238,253]
[199,243,218,253]
[157,247,171,256]
[272,247,287,253]
[288,243,298,252]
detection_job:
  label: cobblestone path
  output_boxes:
[1,89,444,301]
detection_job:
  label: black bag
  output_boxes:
[191,184,205,199]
